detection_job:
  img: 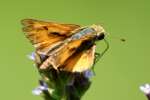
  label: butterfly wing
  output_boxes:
[40,42,96,72]
[21,19,80,55]
[39,39,85,70]
[62,45,96,72]
[38,27,96,71]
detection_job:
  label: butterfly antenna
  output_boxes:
[107,32,126,42]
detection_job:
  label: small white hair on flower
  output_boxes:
[140,83,150,94]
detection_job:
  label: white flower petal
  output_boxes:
[140,84,150,94]
[32,88,42,95]
[145,84,150,88]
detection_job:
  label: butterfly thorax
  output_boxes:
[69,25,105,42]
[70,27,96,40]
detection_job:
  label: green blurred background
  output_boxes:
[0,0,150,100]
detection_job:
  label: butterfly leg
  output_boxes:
[91,52,101,75]
[92,39,109,71]
[94,52,101,65]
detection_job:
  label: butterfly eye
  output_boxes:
[96,32,105,40]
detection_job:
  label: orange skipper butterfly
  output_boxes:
[21,19,108,72]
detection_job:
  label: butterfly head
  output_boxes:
[91,24,106,40]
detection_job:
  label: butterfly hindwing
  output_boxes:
[39,39,85,70]
[62,45,96,72]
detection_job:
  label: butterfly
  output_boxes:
[21,19,109,72]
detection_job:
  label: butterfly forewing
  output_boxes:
[21,19,80,55]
